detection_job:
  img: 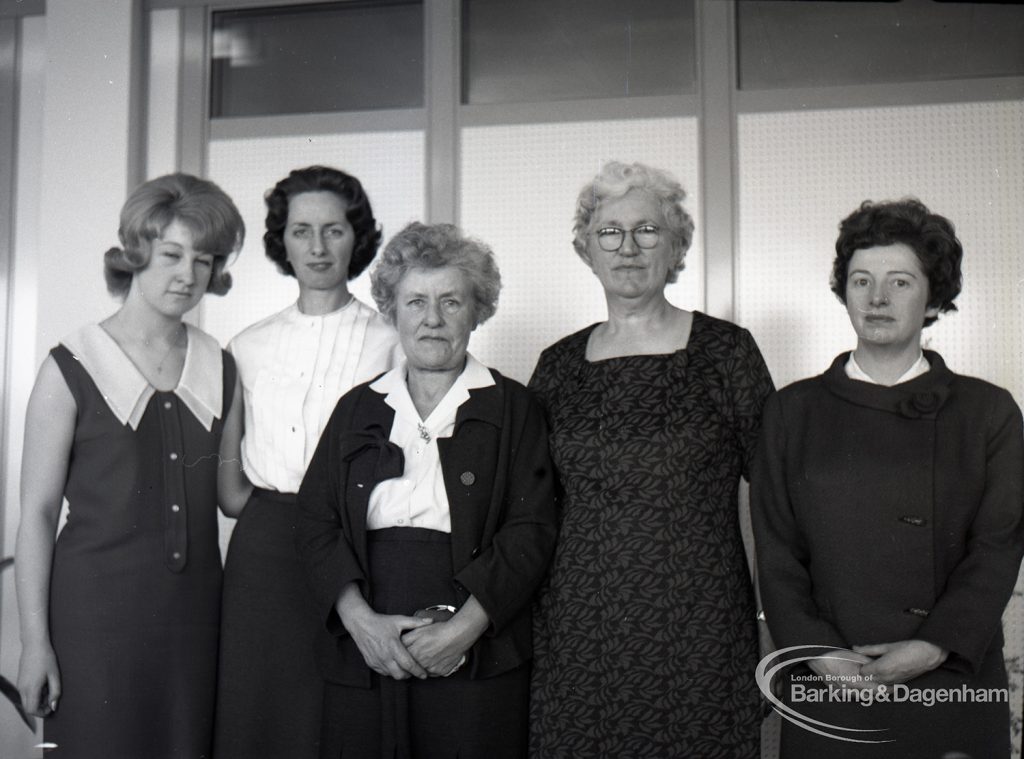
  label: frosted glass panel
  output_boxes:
[210,2,423,117]
[462,0,695,104]
[738,0,1024,90]
[461,117,701,383]
[204,131,425,348]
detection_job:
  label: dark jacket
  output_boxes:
[296,369,558,687]
[752,351,1024,672]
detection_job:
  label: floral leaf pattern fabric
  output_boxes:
[528,312,774,758]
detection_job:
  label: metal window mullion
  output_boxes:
[178,4,209,177]
[424,0,459,225]
[696,0,738,322]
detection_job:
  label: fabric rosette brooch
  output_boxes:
[897,388,950,419]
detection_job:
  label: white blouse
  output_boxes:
[365,354,495,533]
[230,297,400,493]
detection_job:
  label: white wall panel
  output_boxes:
[460,116,701,384]
[737,100,1024,397]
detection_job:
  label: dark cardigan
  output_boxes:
[296,369,558,687]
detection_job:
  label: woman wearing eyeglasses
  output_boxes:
[528,161,774,757]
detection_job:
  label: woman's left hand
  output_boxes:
[402,596,490,677]
[853,639,949,684]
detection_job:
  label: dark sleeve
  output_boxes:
[750,392,849,651]
[527,344,558,414]
[295,391,368,636]
[725,327,776,481]
[916,389,1024,672]
[453,387,559,633]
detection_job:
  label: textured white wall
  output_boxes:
[737,101,1024,397]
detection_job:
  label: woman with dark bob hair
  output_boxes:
[215,166,400,758]
[296,222,557,758]
[528,161,774,757]
[752,199,1023,758]
[16,173,244,758]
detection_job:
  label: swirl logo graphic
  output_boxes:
[755,646,892,745]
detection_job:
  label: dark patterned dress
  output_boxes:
[528,312,774,758]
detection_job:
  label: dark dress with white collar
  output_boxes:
[45,329,234,759]
[752,352,1023,758]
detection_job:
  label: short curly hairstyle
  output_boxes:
[104,173,244,298]
[573,161,695,284]
[831,198,962,328]
[371,222,501,327]
[264,165,381,279]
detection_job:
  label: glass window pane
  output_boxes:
[211,1,423,118]
[462,0,695,105]
[738,0,1024,90]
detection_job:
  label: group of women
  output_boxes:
[13,159,1022,759]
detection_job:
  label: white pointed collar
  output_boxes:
[370,353,494,430]
[61,323,224,431]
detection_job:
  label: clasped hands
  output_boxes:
[807,639,949,692]
[337,587,490,681]
[346,609,471,680]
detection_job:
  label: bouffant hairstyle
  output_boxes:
[263,165,381,279]
[572,161,695,284]
[831,198,962,328]
[370,222,501,327]
[104,173,245,298]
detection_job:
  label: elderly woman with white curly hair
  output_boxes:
[297,221,558,759]
[528,161,774,757]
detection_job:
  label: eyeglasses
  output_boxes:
[592,224,661,252]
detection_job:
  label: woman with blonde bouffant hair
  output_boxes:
[16,173,244,758]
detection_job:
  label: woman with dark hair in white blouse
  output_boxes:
[215,166,399,759]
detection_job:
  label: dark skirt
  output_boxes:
[214,488,323,759]
[321,527,529,759]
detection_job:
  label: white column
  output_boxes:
[35,0,142,360]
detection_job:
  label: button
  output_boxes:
[757,610,767,622]
[470,546,481,558]
[904,607,930,617]
[171,504,180,513]
[899,515,926,526]
[172,551,181,560]
[397,519,405,525]
[460,471,475,486]
[163,401,172,410]
[169,452,178,461]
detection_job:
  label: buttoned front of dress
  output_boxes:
[158,392,190,571]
